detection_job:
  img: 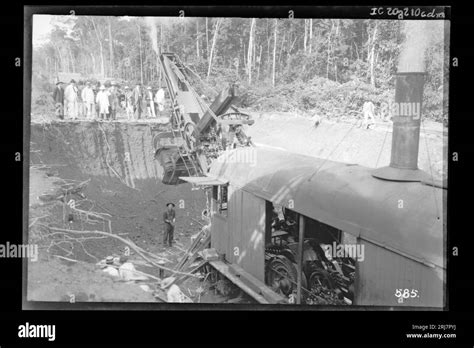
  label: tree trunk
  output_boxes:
[90,53,96,75]
[304,19,307,53]
[159,22,163,85]
[326,20,333,79]
[107,17,114,77]
[207,18,222,78]
[52,42,63,72]
[368,22,378,87]
[68,45,75,73]
[256,44,263,81]
[272,19,277,87]
[247,18,256,84]
[309,19,313,54]
[90,17,105,78]
[205,17,210,61]
[137,23,144,84]
[196,19,200,59]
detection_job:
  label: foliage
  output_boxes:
[32,16,448,122]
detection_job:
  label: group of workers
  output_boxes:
[52,79,167,121]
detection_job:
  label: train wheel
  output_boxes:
[308,267,334,290]
[266,256,307,298]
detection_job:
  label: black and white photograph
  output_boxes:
[25,10,449,308]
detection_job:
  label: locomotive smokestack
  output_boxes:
[372,72,430,182]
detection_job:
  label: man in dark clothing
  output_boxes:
[52,81,64,119]
[133,83,143,120]
[163,203,176,247]
[108,82,119,121]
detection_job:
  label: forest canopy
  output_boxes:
[32,15,449,122]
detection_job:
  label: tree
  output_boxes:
[247,18,256,84]
[107,17,115,77]
[207,18,222,78]
[272,19,278,86]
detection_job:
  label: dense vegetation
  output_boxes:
[32,16,449,122]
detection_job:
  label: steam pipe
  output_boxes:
[372,72,430,182]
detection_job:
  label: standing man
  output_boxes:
[108,82,119,121]
[93,84,100,119]
[155,86,165,117]
[145,86,156,118]
[76,81,84,118]
[81,82,95,119]
[96,85,109,120]
[133,82,143,120]
[64,79,78,120]
[52,81,64,120]
[362,101,376,129]
[163,202,176,248]
[124,86,134,121]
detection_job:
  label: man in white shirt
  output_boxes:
[146,86,156,118]
[155,87,165,116]
[81,82,95,119]
[362,101,376,129]
[96,85,110,120]
[64,79,78,120]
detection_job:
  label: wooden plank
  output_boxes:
[179,176,229,185]
[209,260,269,304]
[228,263,287,304]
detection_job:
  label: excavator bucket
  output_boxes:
[153,131,198,185]
[155,147,194,185]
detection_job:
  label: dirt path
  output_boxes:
[246,111,447,180]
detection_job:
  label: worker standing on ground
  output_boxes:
[96,85,109,120]
[94,83,100,119]
[52,81,64,120]
[76,81,84,118]
[155,86,165,116]
[146,86,156,118]
[362,101,376,129]
[163,202,176,248]
[108,82,119,121]
[124,86,134,121]
[64,79,78,120]
[133,82,143,120]
[81,82,95,119]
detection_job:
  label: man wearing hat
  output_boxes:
[108,82,119,121]
[124,86,134,121]
[163,202,176,248]
[64,79,78,120]
[52,81,64,119]
[133,82,143,120]
[81,81,95,119]
[154,86,165,116]
[145,86,156,118]
[96,85,110,120]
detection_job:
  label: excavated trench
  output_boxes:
[29,121,210,254]
[27,121,227,303]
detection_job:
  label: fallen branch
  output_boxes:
[103,264,162,282]
[53,255,79,263]
[29,215,49,228]
[47,227,200,278]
